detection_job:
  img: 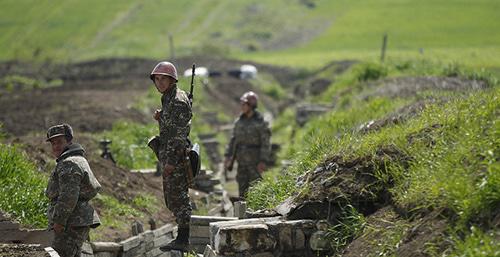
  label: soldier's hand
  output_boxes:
[257,162,266,174]
[153,109,162,121]
[53,223,64,233]
[163,164,175,176]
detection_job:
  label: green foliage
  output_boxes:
[355,62,388,82]
[366,218,411,257]
[132,193,160,212]
[91,193,143,241]
[288,97,408,175]
[246,169,298,210]
[250,73,286,100]
[451,226,500,257]
[442,62,499,87]
[326,205,366,254]
[0,75,62,93]
[0,144,48,227]
[101,121,157,170]
[389,89,500,225]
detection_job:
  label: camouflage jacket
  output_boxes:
[224,111,271,165]
[45,143,101,228]
[158,85,192,166]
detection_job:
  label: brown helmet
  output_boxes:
[150,61,178,82]
[240,91,258,108]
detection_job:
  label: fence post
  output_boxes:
[169,33,175,59]
[380,33,388,62]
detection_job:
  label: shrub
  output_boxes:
[0,144,48,227]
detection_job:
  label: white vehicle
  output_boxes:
[183,66,209,78]
[239,64,258,79]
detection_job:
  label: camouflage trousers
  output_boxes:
[236,164,262,198]
[52,226,89,257]
[162,163,192,227]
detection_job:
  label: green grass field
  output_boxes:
[1,0,499,70]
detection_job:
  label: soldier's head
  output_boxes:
[240,91,258,114]
[150,61,177,93]
[46,124,73,158]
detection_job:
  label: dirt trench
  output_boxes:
[0,56,301,242]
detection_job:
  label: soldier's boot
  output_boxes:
[160,226,190,252]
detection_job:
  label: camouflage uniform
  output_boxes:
[46,143,101,257]
[225,111,271,197]
[158,85,192,228]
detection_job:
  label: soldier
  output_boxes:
[224,91,271,198]
[45,124,101,257]
[149,61,192,252]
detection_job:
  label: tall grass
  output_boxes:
[389,89,500,225]
[0,144,48,227]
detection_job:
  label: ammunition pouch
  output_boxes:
[188,143,201,178]
[148,136,160,160]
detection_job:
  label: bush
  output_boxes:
[355,62,388,82]
[101,121,157,170]
[0,144,48,227]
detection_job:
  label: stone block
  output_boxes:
[154,234,173,248]
[44,247,60,257]
[294,229,306,250]
[91,242,122,253]
[214,223,276,254]
[120,234,143,251]
[309,231,331,251]
[191,215,237,226]
[122,243,146,257]
[145,247,163,257]
[153,224,176,237]
[190,225,209,238]
[0,221,20,230]
[203,245,218,257]
[94,252,115,257]
[278,225,292,250]
[143,230,155,241]
[146,241,155,251]
[209,217,280,246]
[234,201,247,219]
[81,242,94,255]
[190,237,210,245]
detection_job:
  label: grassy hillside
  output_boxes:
[1,0,499,70]
[246,61,499,256]
[243,0,500,70]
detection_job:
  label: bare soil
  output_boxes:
[0,243,48,257]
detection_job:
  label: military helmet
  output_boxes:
[46,124,73,142]
[150,61,178,82]
[240,91,258,108]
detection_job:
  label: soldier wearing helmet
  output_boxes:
[224,91,271,198]
[45,124,101,257]
[150,61,193,252]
